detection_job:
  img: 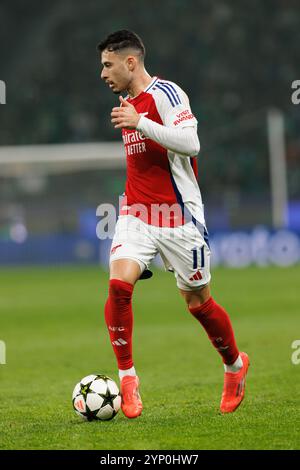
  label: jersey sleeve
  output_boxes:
[154,81,198,129]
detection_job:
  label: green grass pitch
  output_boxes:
[0,265,299,450]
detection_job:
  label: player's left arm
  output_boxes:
[111,96,141,129]
[111,91,200,157]
[141,83,200,156]
[136,116,199,157]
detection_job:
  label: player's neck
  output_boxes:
[127,71,153,99]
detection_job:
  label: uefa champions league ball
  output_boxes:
[72,374,121,421]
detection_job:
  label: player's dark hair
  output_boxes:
[97,30,145,61]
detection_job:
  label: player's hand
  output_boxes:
[111,96,141,130]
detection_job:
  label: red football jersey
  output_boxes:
[120,77,204,228]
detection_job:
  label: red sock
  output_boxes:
[189,297,239,365]
[104,279,134,370]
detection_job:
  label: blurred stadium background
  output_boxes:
[0,0,300,268]
[1,0,300,452]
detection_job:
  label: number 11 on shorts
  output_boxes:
[191,246,205,269]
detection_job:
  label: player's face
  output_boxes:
[100,50,131,94]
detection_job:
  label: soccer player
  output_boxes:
[98,30,250,419]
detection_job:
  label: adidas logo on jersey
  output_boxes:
[189,270,202,281]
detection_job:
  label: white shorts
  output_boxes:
[109,215,211,291]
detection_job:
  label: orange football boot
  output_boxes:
[120,375,143,419]
[220,352,250,413]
